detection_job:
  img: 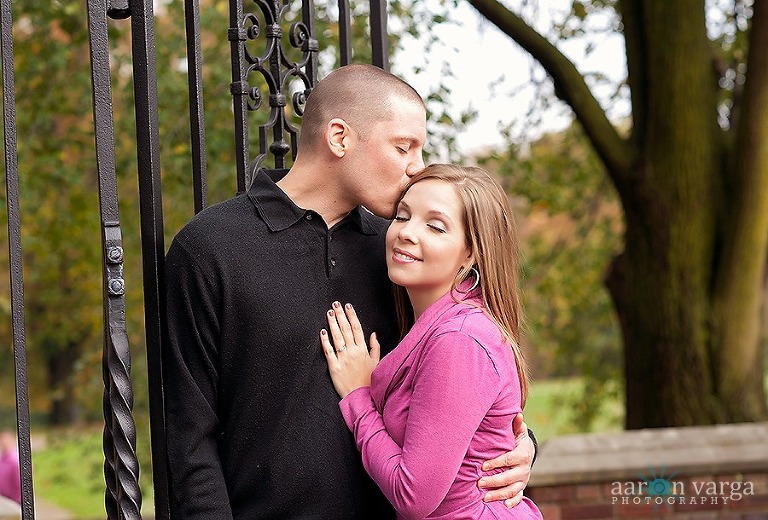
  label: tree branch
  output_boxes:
[467,0,635,182]
[712,0,768,394]
[617,0,646,150]
[730,0,768,254]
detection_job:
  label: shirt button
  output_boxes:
[305,213,313,220]
[330,258,337,267]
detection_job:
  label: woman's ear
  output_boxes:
[458,259,474,277]
[326,118,348,158]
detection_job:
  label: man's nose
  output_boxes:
[406,155,425,177]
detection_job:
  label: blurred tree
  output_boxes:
[466,0,767,427]
[5,1,106,424]
[481,123,624,429]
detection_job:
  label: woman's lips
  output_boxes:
[392,247,421,263]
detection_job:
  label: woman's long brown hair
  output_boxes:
[391,164,529,407]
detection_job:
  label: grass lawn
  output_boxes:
[524,377,623,443]
[32,427,106,518]
[32,427,155,519]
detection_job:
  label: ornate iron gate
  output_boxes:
[0,0,388,518]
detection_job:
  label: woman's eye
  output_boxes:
[396,147,408,154]
[394,215,409,221]
[427,223,446,233]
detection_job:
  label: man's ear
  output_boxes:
[326,118,349,158]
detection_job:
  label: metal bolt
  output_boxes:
[107,246,124,264]
[108,278,125,296]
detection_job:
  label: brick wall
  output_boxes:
[526,422,768,519]
[528,471,768,519]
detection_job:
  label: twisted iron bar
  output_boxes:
[230,0,319,186]
[105,248,142,520]
[87,0,142,517]
[101,232,142,520]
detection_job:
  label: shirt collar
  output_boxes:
[412,280,482,334]
[344,206,379,236]
[247,169,379,235]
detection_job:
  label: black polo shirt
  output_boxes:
[165,169,398,519]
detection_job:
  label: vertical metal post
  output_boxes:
[337,0,352,66]
[369,0,389,70]
[1,1,35,517]
[128,0,170,518]
[302,0,319,95]
[266,7,291,171]
[228,0,249,193]
[87,0,142,518]
[184,0,208,213]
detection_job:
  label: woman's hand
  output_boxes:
[320,301,380,398]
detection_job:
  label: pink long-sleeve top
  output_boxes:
[339,287,543,519]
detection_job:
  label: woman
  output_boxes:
[320,164,542,519]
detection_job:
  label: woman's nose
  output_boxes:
[398,221,418,243]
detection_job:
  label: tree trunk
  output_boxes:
[606,0,768,427]
[48,341,81,425]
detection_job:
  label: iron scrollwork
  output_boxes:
[231,0,319,183]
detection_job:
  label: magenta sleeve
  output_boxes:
[339,332,502,519]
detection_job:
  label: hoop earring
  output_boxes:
[467,267,480,292]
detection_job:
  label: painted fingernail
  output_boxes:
[345,303,353,310]
[333,301,341,308]
[321,329,327,336]
[328,309,334,316]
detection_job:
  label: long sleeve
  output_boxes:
[164,237,233,519]
[339,332,502,519]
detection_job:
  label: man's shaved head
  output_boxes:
[298,64,424,151]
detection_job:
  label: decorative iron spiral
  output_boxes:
[234,0,318,172]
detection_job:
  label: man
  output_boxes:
[165,64,534,519]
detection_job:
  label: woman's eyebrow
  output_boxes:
[426,209,454,223]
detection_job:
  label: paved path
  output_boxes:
[0,496,73,520]
[34,497,74,519]
[0,495,20,519]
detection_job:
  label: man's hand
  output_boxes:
[477,414,535,508]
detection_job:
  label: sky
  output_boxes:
[390,1,629,154]
[157,0,629,155]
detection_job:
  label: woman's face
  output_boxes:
[386,179,472,307]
